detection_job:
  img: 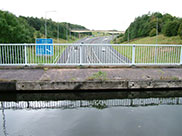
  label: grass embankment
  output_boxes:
[113,35,182,63]
[122,34,182,44]
[27,46,66,64]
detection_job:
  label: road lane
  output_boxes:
[58,36,131,65]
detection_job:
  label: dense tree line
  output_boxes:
[0,10,90,64]
[0,10,89,43]
[0,10,34,43]
[115,12,182,43]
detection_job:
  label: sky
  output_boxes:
[0,0,182,31]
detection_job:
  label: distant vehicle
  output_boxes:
[102,47,106,52]
[74,46,78,50]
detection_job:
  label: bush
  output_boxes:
[178,23,182,38]
[149,28,156,37]
[163,21,180,36]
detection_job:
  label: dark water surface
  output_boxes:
[1,90,182,136]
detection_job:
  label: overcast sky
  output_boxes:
[0,0,182,31]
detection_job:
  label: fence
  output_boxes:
[0,43,182,66]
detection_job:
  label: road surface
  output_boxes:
[57,36,131,65]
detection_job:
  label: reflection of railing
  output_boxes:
[1,97,182,110]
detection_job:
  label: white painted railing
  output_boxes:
[0,43,182,66]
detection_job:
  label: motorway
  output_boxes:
[58,36,131,65]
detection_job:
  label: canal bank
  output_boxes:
[0,68,182,91]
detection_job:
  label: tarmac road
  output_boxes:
[58,36,131,65]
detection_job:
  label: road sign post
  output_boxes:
[180,46,182,65]
[132,44,135,65]
[80,44,82,65]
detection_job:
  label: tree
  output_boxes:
[178,23,182,38]
[115,12,182,43]
[163,21,180,36]
[149,28,156,37]
[0,10,34,43]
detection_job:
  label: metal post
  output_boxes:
[155,17,158,63]
[57,24,59,43]
[45,11,56,39]
[45,11,47,39]
[80,44,82,65]
[180,46,182,65]
[128,28,130,43]
[67,23,69,42]
[132,44,135,65]
[24,45,27,65]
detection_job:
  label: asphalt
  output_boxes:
[57,36,130,64]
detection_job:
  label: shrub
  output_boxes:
[178,23,182,38]
[163,21,180,36]
[149,28,156,37]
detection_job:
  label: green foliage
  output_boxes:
[149,28,156,37]
[0,10,34,43]
[23,17,90,40]
[0,10,89,63]
[163,21,180,36]
[87,71,107,81]
[116,12,182,43]
[0,10,89,43]
[178,23,182,38]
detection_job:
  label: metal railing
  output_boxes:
[0,43,182,66]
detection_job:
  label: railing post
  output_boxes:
[132,44,135,65]
[80,43,82,66]
[24,44,27,65]
[180,46,182,65]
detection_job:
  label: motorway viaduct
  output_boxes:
[71,30,125,34]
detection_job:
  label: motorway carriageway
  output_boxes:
[57,36,131,65]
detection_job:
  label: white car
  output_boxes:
[102,47,106,52]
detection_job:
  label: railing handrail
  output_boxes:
[0,43,182,47]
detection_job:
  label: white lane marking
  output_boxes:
[66,47,73,63]
[107,47,127,63]
[91,47,101,63]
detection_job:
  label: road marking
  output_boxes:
[91,47,101,63]
[66,47,72,63]
[107,47,127,63]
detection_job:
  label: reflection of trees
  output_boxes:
[89,100,107,110]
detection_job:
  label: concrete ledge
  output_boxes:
[13,80,182,91]
[128,80,182,89]
[16,80,128,90]
[1,68,182,91]
[0,65,182,70]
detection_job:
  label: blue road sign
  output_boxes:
[36,38,53,56]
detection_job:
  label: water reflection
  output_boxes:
[0,97,182,110]
[1,102,8,136]
[1,90,182,136]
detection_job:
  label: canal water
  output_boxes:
[1,90,182,136]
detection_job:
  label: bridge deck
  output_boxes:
[0,68,182,90]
